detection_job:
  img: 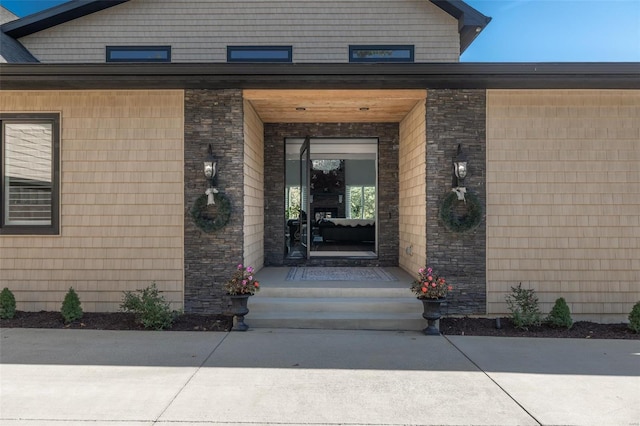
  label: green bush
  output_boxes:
[61,287,83,324]
[547,297,573,329]
[120,283,176,330]
[628,301,640,334]
[0,287,16,319]
[505,283,542,330]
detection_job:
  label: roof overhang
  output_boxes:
[2,0,130,38]
[0,63,638,91]
[430,0,491,53]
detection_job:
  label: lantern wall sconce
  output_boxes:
[204,144,218,186]
[452,143,468,188]
[204,144,219,205]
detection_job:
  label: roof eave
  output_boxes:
[0,62,637,90]
[1,0,130,38]
[430,0,492,54]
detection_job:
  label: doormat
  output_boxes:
[286,267,397,282]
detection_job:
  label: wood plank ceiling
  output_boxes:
[243,89,427,123]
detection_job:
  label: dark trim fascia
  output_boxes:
[0,32,39,63]
[0,62,638,90]
[2,0,130,38]
[430,0,492,54]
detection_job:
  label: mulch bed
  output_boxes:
[1,312,638,339]
[0,311,233,332]
[440,316,638,340]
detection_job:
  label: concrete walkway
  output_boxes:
[1,328,638,426]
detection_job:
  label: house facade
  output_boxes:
[1,0,638,322]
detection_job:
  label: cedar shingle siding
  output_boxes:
[19,0,459,63]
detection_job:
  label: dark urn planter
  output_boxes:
[229,294,251,331]
[421,298,445,335]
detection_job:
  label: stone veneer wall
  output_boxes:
[264,123,399,267]
[184,89,245,313]
[426,89,487,315]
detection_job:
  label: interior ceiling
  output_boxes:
[243,89,427,123]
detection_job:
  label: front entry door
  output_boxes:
[299,136,311,258]
[286,137,378,260]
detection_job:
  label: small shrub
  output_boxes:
[0,287,16,319]
[505,283,542,330]
[547,297,573,329]
[120,283,176,330]
[61,287,83,324]
[628,301,640,334]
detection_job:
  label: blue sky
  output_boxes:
[2,0,639,62]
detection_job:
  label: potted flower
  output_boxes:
[410,267,452,335]
[224,264,260,331]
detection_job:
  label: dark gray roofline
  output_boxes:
[2,0,130,38]
[2,0,490,55]
[430,0,491,53]
[0,32,38,62]
[0,62,638,90]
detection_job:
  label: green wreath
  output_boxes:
[439,190,482,233]
[191,193,232,233]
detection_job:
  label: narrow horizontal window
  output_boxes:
[1,113,60,235]
[227,46,292,62]
[349,45,414,63]
[106,46,171,62]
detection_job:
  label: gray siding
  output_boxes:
[21,0,460,63]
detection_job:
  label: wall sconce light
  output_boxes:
[452,143,468,188]
[204,144,217,186]
[204,144,219,205]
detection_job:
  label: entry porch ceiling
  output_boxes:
[243,89,426,123]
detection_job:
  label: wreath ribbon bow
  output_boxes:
[205,187,219,205]
[452,187,466,202]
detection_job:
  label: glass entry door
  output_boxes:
[299,136,311,258]
[286,137,378,259]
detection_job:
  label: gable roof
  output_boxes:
[0,6,38,63]
[1,0,490,55]
[1,0,129,38]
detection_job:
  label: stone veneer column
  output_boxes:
[264,123,399,267]
[426,89,487,315]
[184,89,244,313]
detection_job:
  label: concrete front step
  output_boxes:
[247,266,426,331]
[247,311,426,331]
[250,297,423,314]
[258,286,410,298]
[247,292,428,331]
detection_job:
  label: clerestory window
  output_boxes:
[106,46,171,62]
[227,46,293,62]
[349,45,414,63]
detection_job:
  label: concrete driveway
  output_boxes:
[1,328,638,425]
